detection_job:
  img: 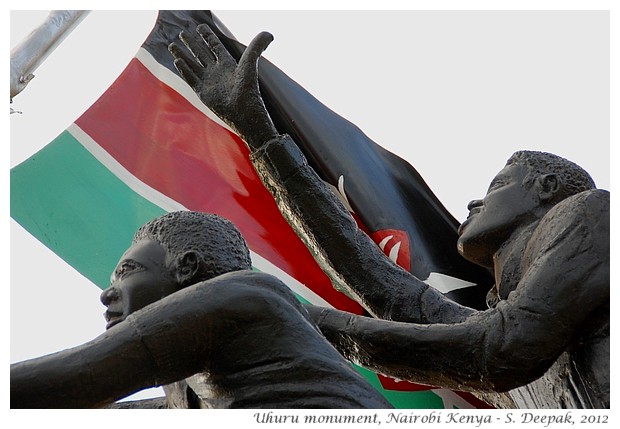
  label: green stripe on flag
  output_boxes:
[11,130,166,289]
[353,366,445,409]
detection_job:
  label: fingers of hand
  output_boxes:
[196,23,235,66]
[172,57,199,89]
[168,43,204,85]
[179,29,217,67]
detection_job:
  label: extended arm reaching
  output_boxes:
[308,193,609,392]
[11,275,265,408]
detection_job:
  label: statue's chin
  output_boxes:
[457,235,494,270]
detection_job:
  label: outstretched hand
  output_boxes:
[169,23,278,150]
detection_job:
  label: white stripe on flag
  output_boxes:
[424,272,477,294]
[68,123,187,213]
[431,389,477,409]
[251,252,332,308]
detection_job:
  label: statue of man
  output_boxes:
[168,24,609,408]
[11,211,393,409]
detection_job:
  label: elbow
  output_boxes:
[466,306,568,392]
[476,333,562,392]
[477,360,553,392]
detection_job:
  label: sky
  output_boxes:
[8,5,613,409]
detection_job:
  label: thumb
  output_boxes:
[238,31,274,78]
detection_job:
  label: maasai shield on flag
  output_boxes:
[11,10,492,409]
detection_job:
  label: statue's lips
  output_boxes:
[457,208,482,236]
[104,310,124,330]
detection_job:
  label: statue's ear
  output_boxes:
[537,173,560,202]
[176,251,199,286]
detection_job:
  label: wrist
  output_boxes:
[246,127,279,151]
[249,134,308,183]
[237,108,278,151]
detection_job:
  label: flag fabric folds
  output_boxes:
[11,10,492,409]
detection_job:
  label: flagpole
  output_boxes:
[10,10,91,104]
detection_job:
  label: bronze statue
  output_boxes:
[11,211,393,408]
[169,24,609,408]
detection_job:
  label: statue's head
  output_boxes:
[100,211,251,329]
[457,151,595,268]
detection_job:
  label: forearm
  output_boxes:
[252,135,471,323]
[313,307,488,389]
[313,305,546,392]
[11,320,158,408]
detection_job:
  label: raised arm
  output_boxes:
[169,24,473,323]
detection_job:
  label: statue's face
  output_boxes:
[456,163,542,268]
[100,239,178,329]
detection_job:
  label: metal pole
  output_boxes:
[10,10,91,102]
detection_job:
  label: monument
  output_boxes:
[10,19,609,409]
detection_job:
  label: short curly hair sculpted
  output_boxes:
[507,151,596,203]
[133,211,252,287]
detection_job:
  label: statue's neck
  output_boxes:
[492,220,540,300]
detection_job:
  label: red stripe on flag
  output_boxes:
[376,375,493,408]
[75,58,362,314]
[454,392,495,409]
[377,374,437,392]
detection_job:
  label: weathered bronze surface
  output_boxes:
[11,22,609,409]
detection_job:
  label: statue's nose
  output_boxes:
[100,286,119,306]
[467,199,483,211]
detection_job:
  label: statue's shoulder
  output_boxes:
[203,270,298,301]
[563,188,609,210]
[527,189,609,263]
[214,269,289,287]
[542,188,609,228]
